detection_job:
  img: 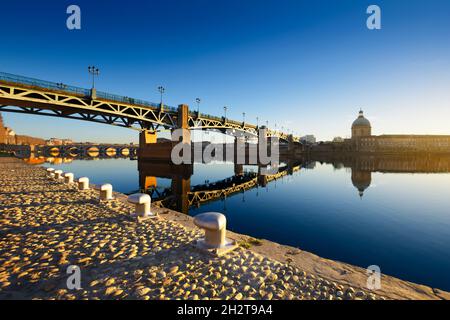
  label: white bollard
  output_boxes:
[54,170,63,180]
[99,183,113,201]
[127,193,152,217]
[46,168,55,177]
[63,172,74,184]
[48,172,55,180]
[193,212,237,254]
[78,177,89,190]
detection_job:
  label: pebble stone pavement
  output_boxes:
[0,157,383,300]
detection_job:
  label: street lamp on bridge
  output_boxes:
[56,83,67,90]
[157,86,165,107]
[88,66,100,89]
[223,106,228,122]
[242,112,246,124]
[196,98,201,115]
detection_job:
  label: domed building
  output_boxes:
[352,110,371,138]
[309,109,450,153]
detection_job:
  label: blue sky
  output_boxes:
[1,0,450,143]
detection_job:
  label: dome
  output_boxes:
[352,110,371,128]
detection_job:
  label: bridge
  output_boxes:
[186,163,301,207]
[0,143,138,159]
[137,160,302,213]
[35,144,138,158]
[0,72,303,161]
[23,152,136,165]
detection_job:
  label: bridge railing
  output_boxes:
[0,71,178,112]
[190,111,257,129]
[0,72,90,96]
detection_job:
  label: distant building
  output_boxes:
[0,112,45,145]
[300,135,316,144]
[46,138,74,145]
[0,112,15,144]
[310,110,450,154]
[350,110,450,153]
[332,136,345,143]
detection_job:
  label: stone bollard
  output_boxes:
[47,168,55,180]
[193,212,237,255]
[46,168,55,177]
[99,184,113,201]
[127,193,154,218]
[78,177,89,190]
[54,170,63,180]
[63,173,74,184]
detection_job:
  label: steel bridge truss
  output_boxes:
[0,80,300,142]
[0,83,178,132]
[187,164,301,206]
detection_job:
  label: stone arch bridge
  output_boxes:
[36,144,138,158]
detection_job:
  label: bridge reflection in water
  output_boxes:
[138,159,303,214]
[138,153,450,213]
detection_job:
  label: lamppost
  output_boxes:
[223,106,228,121]
[242,112,246,124]
[266,120,269,128]
[196,98,201,115]
[256,116,259,128]
[88,66,99,89]
[157,86,165,106]
[57,83,67,90]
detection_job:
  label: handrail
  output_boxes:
[0,71,177,112]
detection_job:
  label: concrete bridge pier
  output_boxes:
[171,175,191,214]
[287,159,294,175]
[234,163,244,176]
[288,134,295,154]
[78,146,89,157]
[138,160,193,214]
[257,165,268,187]
[138,104,191,162]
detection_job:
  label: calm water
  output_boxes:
[41,155,450,291]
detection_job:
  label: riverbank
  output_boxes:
[0,157,448,300]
